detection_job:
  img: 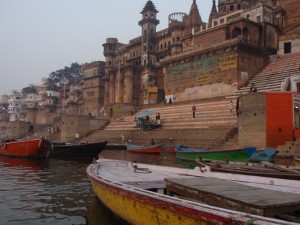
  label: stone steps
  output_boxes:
[237,53,300,95]
[104,98,238,131]
[82,126,237,150]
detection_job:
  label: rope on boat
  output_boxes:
[244,217,257,225]
[131,161,151,173]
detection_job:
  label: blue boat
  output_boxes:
[175,144,207,153]
[249,148,278,162]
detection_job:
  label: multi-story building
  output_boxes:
[102,0,298,115]
[8,90,22,121]
[81,61,105,116]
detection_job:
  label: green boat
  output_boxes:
[175,146,255,162]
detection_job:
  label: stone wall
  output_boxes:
[60,115,108,142]
[164,51,238,100]
[238,93,267,148]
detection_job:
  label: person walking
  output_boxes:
[192,105,196,118]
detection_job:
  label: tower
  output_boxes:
[138,1,159,66]
[102,38,118,110]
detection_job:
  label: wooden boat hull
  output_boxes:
[160,144,176,153]
[87,159,297,225]
[176,148,250,162]
[197,159,300,180]
[50,140,107,157]
[0,137,51,158]
[127,144,161,153]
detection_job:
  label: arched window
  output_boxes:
[232,27,241,38]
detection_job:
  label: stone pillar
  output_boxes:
[109,73,115,104]
[115,67,124,103]
[103,75,110,113]
[124,66,133,104]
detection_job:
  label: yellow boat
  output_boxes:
[87,159,298,225]
[295,157,300,167]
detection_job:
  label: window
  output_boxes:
[256,15,261,23]
[230,5,234,11]
[237,4,241,10]
[284,42,292,54]
[297,83,300,93]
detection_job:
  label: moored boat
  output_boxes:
[249,148,278,162]
[160,144,176,153]
[175,146,255,162]
[295,157,300,166]
[50,140,107,158]
[87,158,300,225]
[127,144,161,153]
[196,158,300,180]
[0,137,51,158]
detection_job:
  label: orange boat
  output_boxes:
[0,137,51,158]
[126,144,161,154]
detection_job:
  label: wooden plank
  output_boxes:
[165,177,300,217]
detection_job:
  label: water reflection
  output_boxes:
[0,149,195,225]
[0,156,124,225]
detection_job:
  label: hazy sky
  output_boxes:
[0,0,212,96]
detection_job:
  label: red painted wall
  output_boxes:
[266,92,294,147]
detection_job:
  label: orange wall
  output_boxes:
[266,92,294,147]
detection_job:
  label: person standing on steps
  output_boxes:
[249,83,257,93]
[192,105,196,118]
[229,100,234,115]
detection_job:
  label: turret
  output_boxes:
[102,38,118,69]
[208,0,219,28]
[138,1,159,66]
[168,12,187,55]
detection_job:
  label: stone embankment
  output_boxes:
[81,97,239,149]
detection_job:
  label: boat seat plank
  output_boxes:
[165,177,300,217]
[96,162,187,189]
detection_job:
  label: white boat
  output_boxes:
[87,158,300,225]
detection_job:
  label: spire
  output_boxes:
[208,0,218,27]
[187,0,202,31]
[141,1,158,14]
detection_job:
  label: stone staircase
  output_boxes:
[277,138,300,156]
[104,98,238,131]
[82,126,237,150]
[80,98,239,149]
[237,53,300,94]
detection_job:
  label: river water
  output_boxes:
[0,149,195,225]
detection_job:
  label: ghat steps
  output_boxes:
[104,98,238,131]
[237,53,300,94]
